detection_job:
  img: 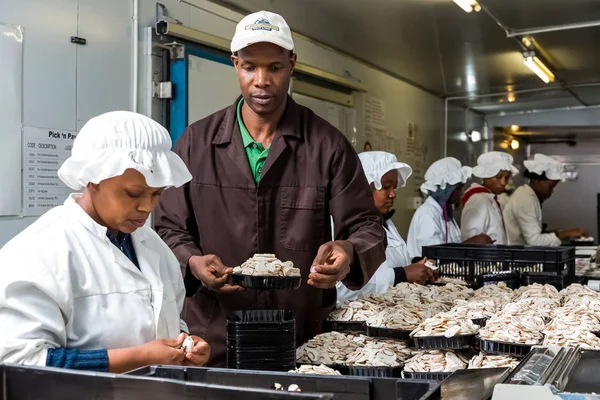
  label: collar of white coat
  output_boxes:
[425,195,443,212]
[64,195,150,243]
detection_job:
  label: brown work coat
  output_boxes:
[155,96,386,366]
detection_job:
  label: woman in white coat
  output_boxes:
[336,152,434,302]
[0,111,209,372]
[503,154,586,246]
[407,157,493,259]
[460,152,519,245]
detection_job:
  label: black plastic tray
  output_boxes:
[471,318,489,328]
[336,365,403,378]
[475,270,520,289]
[366,325,412,341]
[402,371,453,381]
[478,337,535,357]
[323,320,367,334]
[422,244,575,284]
[230,273,302,290]
[413,334,476,350]
[228,310,295,324]
[520,271,566,290]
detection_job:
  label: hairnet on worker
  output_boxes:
[0,111,210,373]
[472,151,519,179]
[523,153,565,181]
[58,111,192,190]
[407,157,475,258]
[359,151,413,189]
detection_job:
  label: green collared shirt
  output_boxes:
[237,99,269,183]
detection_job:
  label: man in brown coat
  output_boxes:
[155,10,386,367]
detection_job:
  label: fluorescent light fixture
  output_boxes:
[510,125,519,132]
[453,0,481,13]
[510,139,520,150]
[470,131,481,142]
[523,54,555,83]
[507,93,516,103]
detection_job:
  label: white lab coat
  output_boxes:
[503,184,561,246]
[0,195,188,366]
[336,219,411,302]
[460,184,507,245]
[407,196,461,259]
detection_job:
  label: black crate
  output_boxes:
[422,244,575,284]
[475,270,520,289]
[521,272,566,290]
[1,364,333,400]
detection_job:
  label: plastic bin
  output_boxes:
[0,364,333,400]
[127,365,442,400]
[422,244,575,285]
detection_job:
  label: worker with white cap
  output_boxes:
[0,111,209,372]
[155,11,385,367]
[336,152,434,302]
[504,153,587,246]
[407,157,493,258]
[460,151,519,245]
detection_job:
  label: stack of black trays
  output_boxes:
[227,309,296,371]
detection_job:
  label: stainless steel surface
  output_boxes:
[213,0,600,113]
[564,350,600,394]
[435,368,511,400]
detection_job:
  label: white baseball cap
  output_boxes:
[231,11,294,53]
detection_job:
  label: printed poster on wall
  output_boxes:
[22,127,77,216]
[364,95,387,152]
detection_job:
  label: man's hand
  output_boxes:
[308,240,354,289]
[404,258,435,285]
[463,233,494,245]
[188,254,243,293]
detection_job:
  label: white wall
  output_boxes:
[0,0,478,245]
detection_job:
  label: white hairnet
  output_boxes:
[58,111,192,190]
[420,157,472,194]
[358,151,412,190]
[523,153,565,181]
[472,151,520,179]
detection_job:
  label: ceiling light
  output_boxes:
[510,139,520,150]
[511,125,519,132]
[507,93,516,103]
[500,141,509,149]
[453,0,481,13]
[522,37,532,47]
[523,53,555,83]
[470,131,481,142]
